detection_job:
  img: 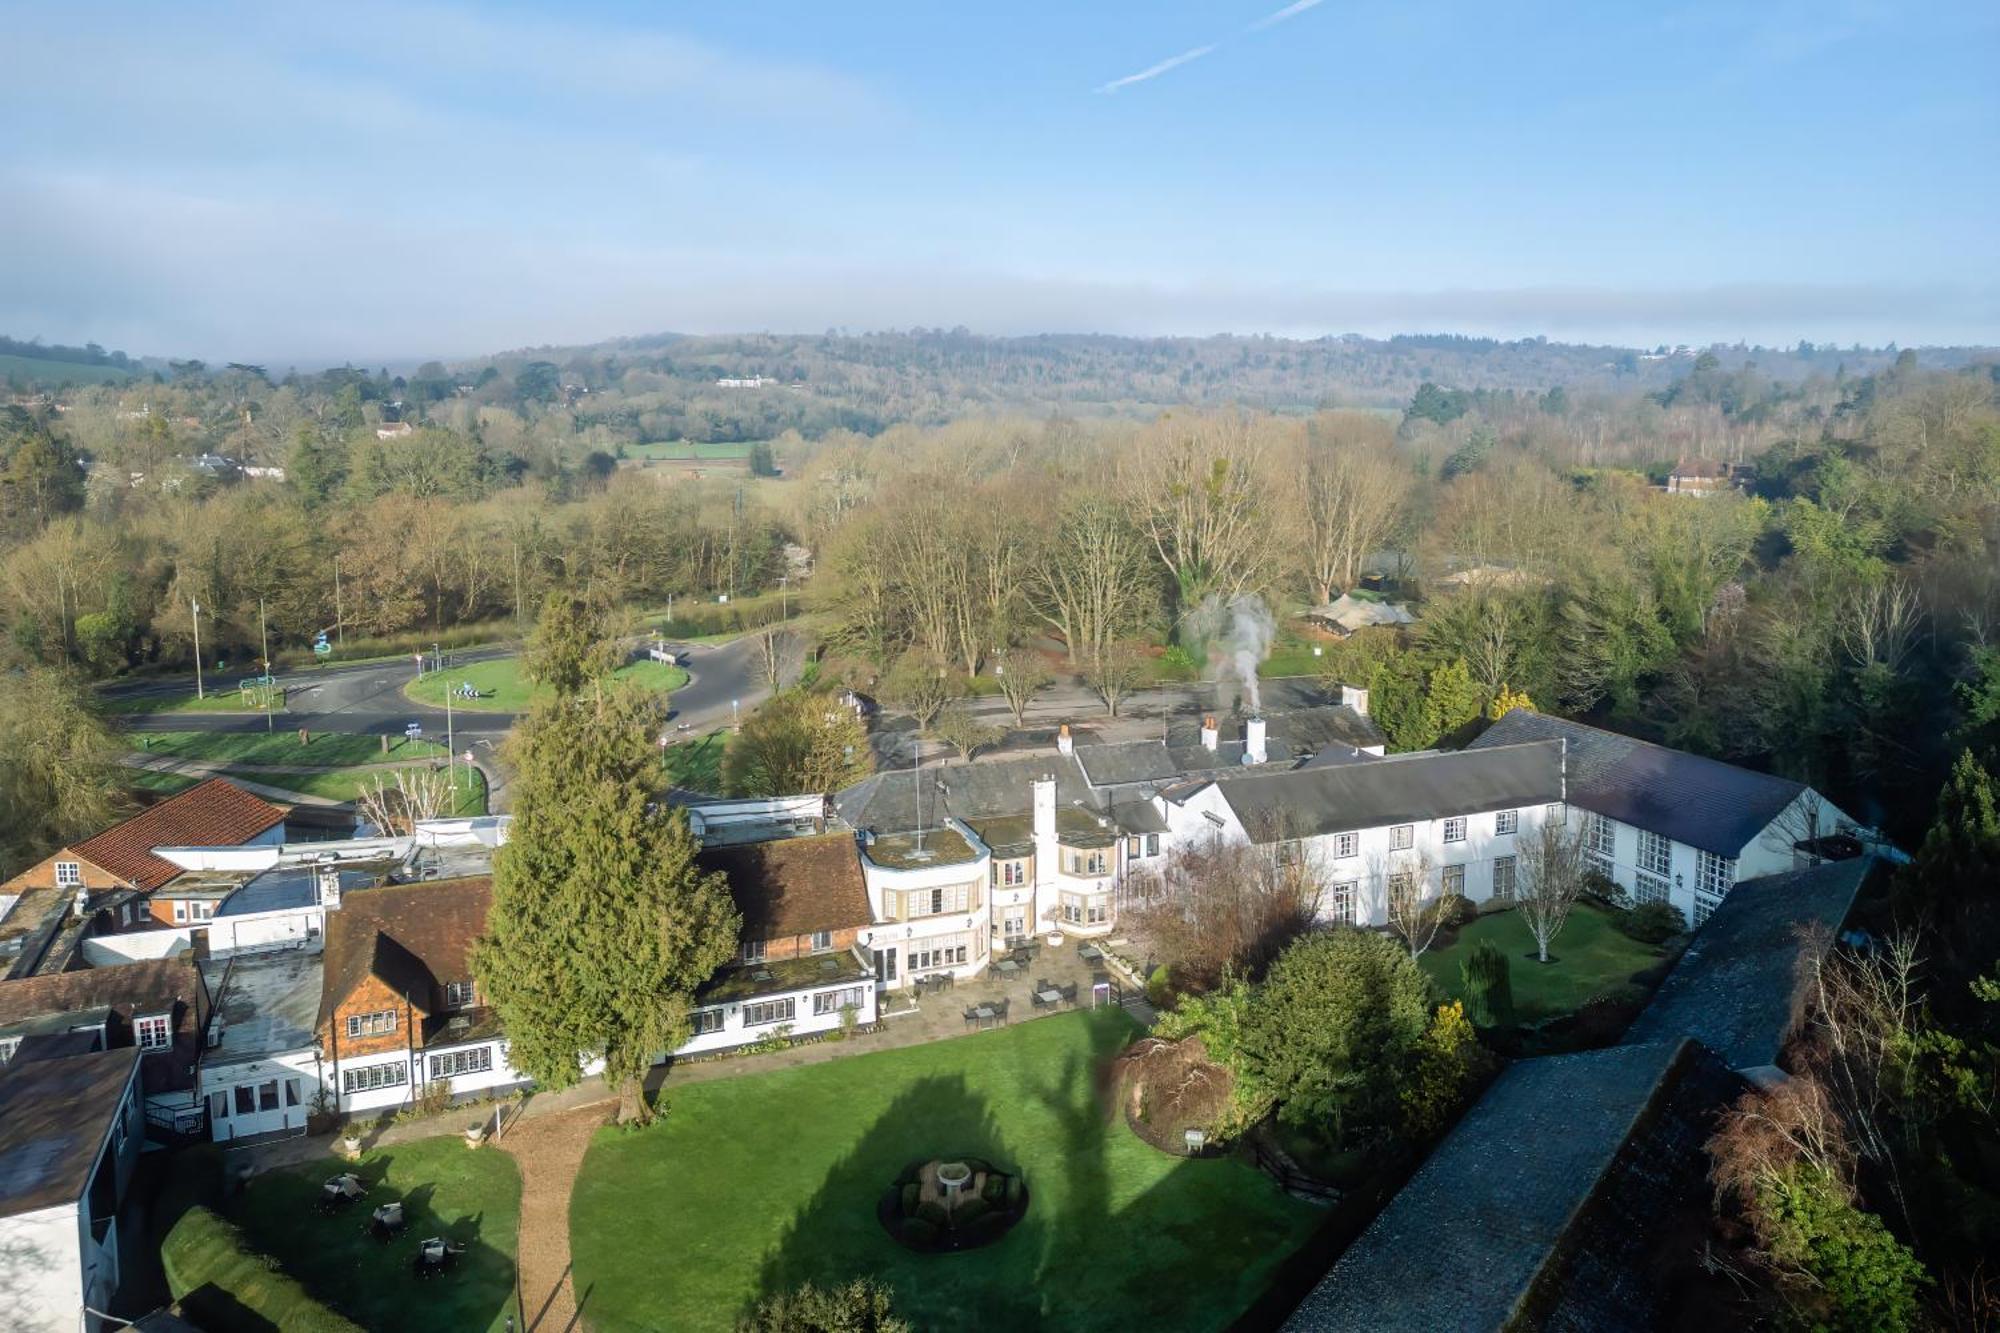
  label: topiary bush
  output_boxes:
[1460,939,1515,1029]
[917,1200,950,1228]
[899,1182,920,1216]
[1438,893,1479,929]
[981,1173,1006,1203]
[1619,900,1687,945]
[1146,965,1173,1009]
[898,1216,939,1247]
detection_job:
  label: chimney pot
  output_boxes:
[1056,723,1073,756]
[1200,715,1219,751]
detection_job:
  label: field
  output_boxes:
[0,352,137,385]
[123,758,487,814]
[403,656,686,712]
[570,1009,1319,1332]
[662,730,727,792]
[127,730,445,766]
[621,439,757,461]
[1417,902,1664,1022]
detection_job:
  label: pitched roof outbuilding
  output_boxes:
[72,778,286,891]
[1469,710,1807,858]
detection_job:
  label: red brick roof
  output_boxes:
[697,834,872,940]
[72,778,286,891]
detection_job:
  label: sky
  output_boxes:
[1,0,1996,364]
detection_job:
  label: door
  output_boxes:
[874,946,898,985]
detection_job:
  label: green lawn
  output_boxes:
[123,762,486,814]
[1418,902,1664,1022]
[624,439,757,460]
[127,731,444,766]
[102,683,288,715]
[0,352,137,385]
[205,1137,521,1333]
[403,656,687,712]
[663,730,727,792]
[570,1009,1319,1332]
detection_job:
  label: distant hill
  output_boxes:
[0,352,138,387]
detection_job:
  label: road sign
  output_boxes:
[313,638,332,657]
[405,722,423,741]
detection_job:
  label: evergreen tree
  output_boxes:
[476,620,740,1123]
[1424,657,1483,741]
[1459,940,1514,1028]
[722,690,872,796]
[0,667,128,879]
[1898,750,2000,922]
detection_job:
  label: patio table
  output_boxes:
[1036,988,1062,1005]
[973,1005,996,1027]
[995,959,1020,975]
[1078,944,1103,962]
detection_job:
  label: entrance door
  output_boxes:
[874,946,898,985]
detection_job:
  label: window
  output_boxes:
[907,884,971,918]
[1145,833,1159,857]
[0,1036,19,1065]
[1442,817,1467,843]
[1273,839,1301,867]
[172,899,216,924]
[1634,872,1670,905]
[258,1080,280,1112]
[809,930,833,954]
[1390,825,1414,851]
[1126,836,1141,858]
[875,947,898,984]
[689,1009,724,1036]
[1061,893,1110,926]
[1442,864,1465,896]
[813,986,867,1016]
[1495,810,1518,835]
[134,1013,172,1051]
[1546,803,1565,825]
[1328,882,1357,925]
[743,998,795,1027]
[1585,813,1616,876]
[1636,829,1671,877]
[55,860,81,887]
[428,1046,494,1080]
[1002,912,1026,942]
[998,859,1025,887]
[741,938,767,964]
[443,980,477,1010]
[1492,855,1517,901]
[234,1085,255,1114]
[345,1010,397,1039]
[1332,831,1357,859]
[341,1062,408,1095]
[1696,849,1733,896]
[908,935,970,971]
[1066,850,1108,876]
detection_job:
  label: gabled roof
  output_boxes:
[0,1046,141,1216]
[71,778,286,891]
[1623,857,1872,1068]
[0,953,202,1032]
[318,876,490,1028]
[697,834,871,940]
[1469,711,1808,859]
[1216,740,1565,841]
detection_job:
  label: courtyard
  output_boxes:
[1417,901,1669,1022]
[570,1007,1320,1331]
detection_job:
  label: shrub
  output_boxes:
[1460,940,1515,1029]
[916,1200,950,1228]
[953,1195,991,1225]
[1438,893,1478,928]
[1146,965,1173,1008]
[1619,900,1686,945]
[964,1211,1011,1244]
[740,1277,909,1333]
[1005,1176,1024,1207]
[161,1206,364,1333]
[1399,1002,1491,1141]
[896,1216,938,1247]
[899,1182,920,1216]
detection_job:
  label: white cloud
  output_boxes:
[1249,0,1327,33]
[1096,44,1218,94]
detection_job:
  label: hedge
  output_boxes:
[161,1205,363,1333]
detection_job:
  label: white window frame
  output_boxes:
[1060,893,1110,926]
[1328,881,1357,925]
[428,1046,493,1080]
[1636,829,1672,878]
[1442,817,1467,844]
[908,934,971,971]
[809,930,833,954]
[341,1062,408,1095]
[742,938,767,964]
[345,1010,396,1039]
[812,986,866,1017]
[55,860,82,887]
[689,1008,724,1036]
[1390,825,1414,851]
[1492,855,1517,901]
[1332,831,1357,859]
[443,980,477,1010]
[0,1036,20,1064]
[1634,871,1671,905]
[743,997,795,1027]
[1442,864,1465,897]
[134,1013,172,1051]
[1495,810,1518,835]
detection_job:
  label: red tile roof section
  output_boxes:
[72,778,286,891]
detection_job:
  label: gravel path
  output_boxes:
[502,1104,610,1332]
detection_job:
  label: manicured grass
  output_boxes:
[571,1009,1319,1332]
[126,769,202,796]
[204,1137,521,1333]
[126,731,444,766]
[624,439,757,460]
[1418,902,1664,1022]
[662,730,727,792]
[0,352,136,384]
[102,684,288,715]
[403,656,687,712]
[243,765,487,813]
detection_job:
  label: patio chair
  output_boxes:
[1030,990,1049,1011]
[1060,982,1078,1005]
[962,1005,979,1030]
[992,998,1010,1024]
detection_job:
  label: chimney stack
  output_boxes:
[1056,723,1073,756]
[315,856,343,911]
[1341,684,1371,718]
[1200,715,1219,751]
[1244,716,1267,765]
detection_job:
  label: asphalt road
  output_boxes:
[104,635,771,744]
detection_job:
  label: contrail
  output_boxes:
[1249,0,1326,32]
[1096,43,1217,94]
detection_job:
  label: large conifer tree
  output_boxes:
[477,595,739,1122]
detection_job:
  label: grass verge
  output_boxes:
[403,657,685,712]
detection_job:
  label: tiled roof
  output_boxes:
[698,834,871,940]
[1217,740,1565,840]
[72,778,286,890]
[318,876,490,1029]
[0,1046,142,1216]
[1469,710,1807,858]
[0,953,206,1094]
[1622,857,1872,1068]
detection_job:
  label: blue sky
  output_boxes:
[1,0,1995,362]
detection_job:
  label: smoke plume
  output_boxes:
[1187,593,1276,713]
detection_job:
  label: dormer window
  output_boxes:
[444,980,477,1010]
[55,861,82,887]
[809,930,833,954]
[135,1013,172,1050]
[742,938,767,964]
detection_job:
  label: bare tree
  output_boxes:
[1380,849,1444,961]
[1516,817,1589,963]
[1125,414,1276,612]
[1837,577,1922,673]
[1128,834,1326,990]
[881,649,959,732]
[1287,427,1412,604]
[753,624,794,688]
[1085,640,1148,717]
[357,766,455,836]
[1026,497,1155,666]
[932,704,1001,761]
[992,648,1052,729]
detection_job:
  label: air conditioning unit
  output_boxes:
[205,1021,225,1050]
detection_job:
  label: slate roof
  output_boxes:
[318,875,491,1030]
[1217,740,1564,840]
[0,1045,141,1216]
[1469,711,1807,858]
[71,779,286,891]
[697,834,872,940]
[835,753,1095,833]
[1282,1040,1740,1332]
[0,953,204,1094]
[1622,857,1872,1068]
